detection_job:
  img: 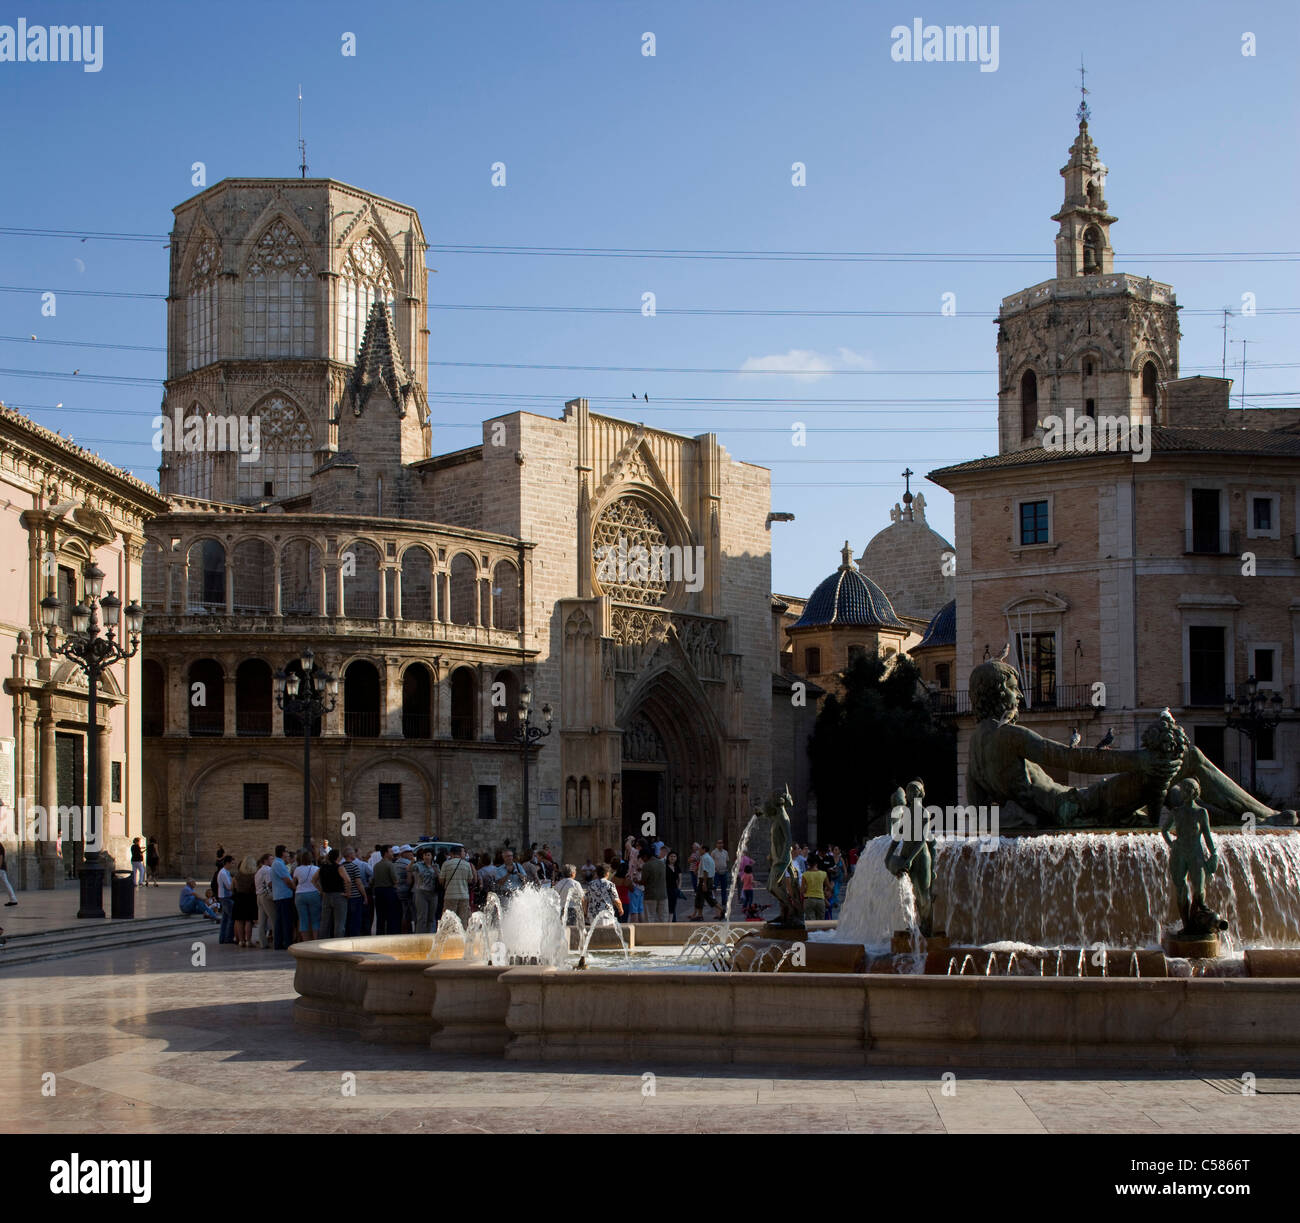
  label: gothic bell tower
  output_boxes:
[994,81,1180,454]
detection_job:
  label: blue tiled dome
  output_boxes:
[793,542,906,630]
[916,598,956,649]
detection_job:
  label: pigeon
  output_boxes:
[1097,727,1115,749]
[1069,728,1081,748]
[998,643,1010,661]
[644,393,649,402]
[72,369,79,375]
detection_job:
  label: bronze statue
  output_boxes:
[1160,778,1228,939]
[884,779,936,938]
[966,660,1281,828]
[764,786,804,929]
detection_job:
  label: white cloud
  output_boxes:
[740,347,874,381]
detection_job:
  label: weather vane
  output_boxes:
[1077,56,1090,125]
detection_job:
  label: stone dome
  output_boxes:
[915,598,956,650]
[858,489,955,623]
[793,542,905,630]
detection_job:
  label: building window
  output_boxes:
[1016,632,1057,707]
[935,662,951,690]
[243,220,316,358]
[1258,726,1276,763]
[1019,500,1049,545]
[1019,370,1038,439]
[335,234,396,365]
[110,761,122,803]
[1189,488,1224,553]
[1252,648,1276,685]
[243,783,269,820]
[378,783,402,821]
[804,646,821,674]
[1193,725,1225,768]
[1082,227,1102,274]
[477,784,497,821]
[56,564,77,631]
[847,644,866,666]
[1188,626,1226,706]
[185,233,220,372]
[1141,361,1159,418]
[235,395,313,503]
[1084,398,1095,418]
[1247,493,1280,540]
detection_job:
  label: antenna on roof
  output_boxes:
[297,84,308,178]
[1077,56,1090,125]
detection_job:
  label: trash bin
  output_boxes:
[111,869,135,919]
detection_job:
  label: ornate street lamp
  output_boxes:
[1224,675,1283,796]
[41,561,145,919]
[275,646,338,848]
[496,685,553,850]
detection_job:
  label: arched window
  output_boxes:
[185,233,219,372]
[342,541,381,618]
[1141,361,1160,418]
[171,406,213,500]
[334,234,396,365]
[450,667,476,741]
[1020,370,1038,439]
[231,538,274,613]
[235,658,273,736]
[142,660,165,737]
[493,669,520,742]
[1082,227,1102,274]
[400,546,433,620]
[1080,352,1099,419]
[492,560,520,631]
[186,540,226,612]
[279,540,322,615]
[449,553,478,625]
[343,660,381,738]
[235,395,314,503]
[402,663,432,739]
[243,220,316,357]
[187,659,224,736]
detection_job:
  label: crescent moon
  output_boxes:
[73,257,86,274]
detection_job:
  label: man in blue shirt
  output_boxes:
[270,844,296,949]
[179,879,219,920]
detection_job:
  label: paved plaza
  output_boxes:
[4,934,1299,1135]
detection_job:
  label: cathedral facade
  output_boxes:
[143,178,771,875]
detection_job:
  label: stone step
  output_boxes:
[0,916,213,968]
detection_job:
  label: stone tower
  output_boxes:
[995,106,1180,455]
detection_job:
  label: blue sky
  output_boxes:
[1,0,1296,596]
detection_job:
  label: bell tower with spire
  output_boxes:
[993,74,1181,454]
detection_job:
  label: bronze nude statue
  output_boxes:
[1160,778,1228,939]
[764,786,804,929]
[884,779,936,937]
[966,660,1282,828]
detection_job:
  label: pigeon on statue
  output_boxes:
[998,643,1010,661]
[1097,727,1115,749]
[1069,727,1081,748]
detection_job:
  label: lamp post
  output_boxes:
[1224,676,1283,796]
[275,647,338,849]
[41,561,144,919]
[495,686,552,850]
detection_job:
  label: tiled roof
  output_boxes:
[930,426,1300,480]
[915,599,956,650]
[793,564,905,630]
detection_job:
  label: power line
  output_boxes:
[0,285,166,301]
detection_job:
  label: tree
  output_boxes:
[807,650,956,848]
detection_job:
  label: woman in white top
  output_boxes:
[293,849,321,941]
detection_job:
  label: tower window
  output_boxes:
[1020,370,1038,439]
[1084,361,1094,378]
[805,646,821,674]
[1141,362,1159,417]
[1085,399,1095,418]
[1082,227,1102,274]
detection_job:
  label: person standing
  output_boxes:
[553,864,583,926]
[232,855,259,946]
[293,849,321,941]
[394,845,415,933]
[712,839,730,912]
[411,848,439,934]
[254,853,275,948]
[738,860,756,917]
[801,855,829,921]
[216,855,236,945]
[583,863,623,922]
[317,848,349,939]
[664,850,680,922]
[342,846,368,936]
[0,843,16,906]
[438,846,474,926]
[494,849,527,895]
[640,847,668,922]
[371,846,400,935]
[270,846,297,950]
[689,845,720,921]
[687,842,702,893]
[129,838,145,888]
[145,836,160,886]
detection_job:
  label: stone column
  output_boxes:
[166,659,189,736]
[393,566,403,620]
[223,669,237,737]
[273,552,283,617]
[378,566,388,620]
[383,658,403,737]
[433,662,449,738]
[38,708,58,888]
[225,558,234,614]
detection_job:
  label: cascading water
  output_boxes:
[428,910,466,960]
[498,884,571,966]
[723,815,760,926]
[833,831,1300,950]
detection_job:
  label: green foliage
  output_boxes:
[808,650,956,846]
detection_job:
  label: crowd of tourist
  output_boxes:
[176,835,865,948]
